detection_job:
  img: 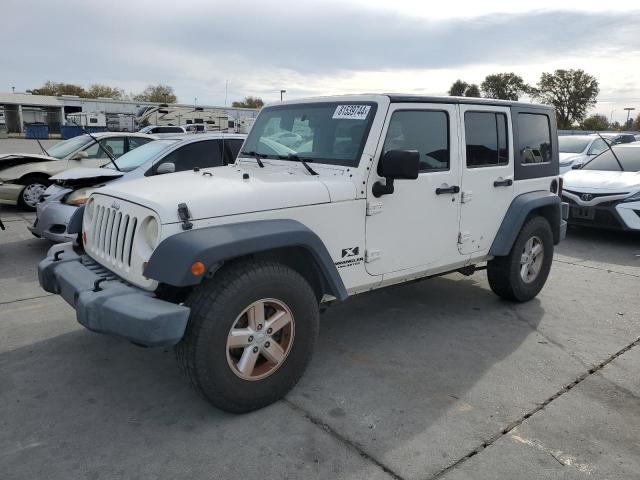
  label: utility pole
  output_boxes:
[280,90,286,102]
[623,107,635,128]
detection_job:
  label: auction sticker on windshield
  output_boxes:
[333,105,371,120]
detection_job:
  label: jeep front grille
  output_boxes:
[90,205,138,266]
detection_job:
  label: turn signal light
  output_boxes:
[191,261,206,277]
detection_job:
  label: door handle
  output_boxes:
[493,178,513,187]
[435,185,460,195]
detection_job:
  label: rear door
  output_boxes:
[458,106,514,255]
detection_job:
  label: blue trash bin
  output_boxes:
[25,124,49,139]
[60,125,84,139]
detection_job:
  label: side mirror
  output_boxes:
[155,162,176,175]
[372,150,419,197]
[71,150,88,160]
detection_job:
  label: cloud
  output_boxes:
[1,0,638,118]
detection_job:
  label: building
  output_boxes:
[0,92,259,134]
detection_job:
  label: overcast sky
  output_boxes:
[2,0,639,123]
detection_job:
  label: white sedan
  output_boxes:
[558,135,610,174]
[562,143,640,231]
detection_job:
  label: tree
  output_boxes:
[86,84,124,99]
[448,80,481,97]
[232,96,264,109]
[623,118,634,131]
[531,69,599,129]
[27,81,86,97]
[464,84,481,98]
[580,114,609,131]
[481,72,529,101]
[133,84,177,103]
[634,114,640,131]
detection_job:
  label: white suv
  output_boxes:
[39,95,568,413]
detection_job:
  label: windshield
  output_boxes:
[581,148,640,172]
[558,137,590,154]
[241,102,377,167]
[104,140,178,172]
[47,135,93,159]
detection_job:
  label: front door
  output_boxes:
[365,104,463,276]
[458,106,514,255]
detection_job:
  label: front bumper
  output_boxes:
[38,243,190,346]
[28,196,77,242]
[0,182,22,205]
[564,197,640,231]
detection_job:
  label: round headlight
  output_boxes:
[143,217,159,249]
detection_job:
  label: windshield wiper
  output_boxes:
[596,132,624,171]
[67,117,121,171]
[240,150,265,168]
[278,154,318,176]
[35,137,49,156]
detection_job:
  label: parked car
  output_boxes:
[0,132,155,210]
[558,135,610,174]
[39,94,567,413]
[598,132,637,145]
[29,133,245,242]
[138,125,190,136]
[562,143,640,230]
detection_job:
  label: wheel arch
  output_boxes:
[489,190,561,257]
[144,219,348,301]
[17,172,51,184]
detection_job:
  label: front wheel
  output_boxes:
[487,216,554,302]
[176,260,319,413]
[17,176,49,211]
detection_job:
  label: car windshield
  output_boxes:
[103,140,178,172]
[581,148,640,172]
[241,102,377,167]
[558,137,590,153]
[46,135,93,159]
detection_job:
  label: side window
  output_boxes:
[224,139,244,163]
[158,140,223,173]
[464,112,509,168]
[517,113,552,164]
[588,139,607,155]
[128,137,153,151]
[84,137,126,159]
[382,110,450,172]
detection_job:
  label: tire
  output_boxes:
[17,176,50,211]
[487,216,554,302]
[176,260,319,413]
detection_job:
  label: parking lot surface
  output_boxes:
[1,140,640,479]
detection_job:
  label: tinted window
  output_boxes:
[154,126,184,133]
[158,140,223,173]
[225,139,244,162]
[464,112,508,168]
[582,148,640,172]
[382,110,449,171]
[518,113,552,164]
[128,136,153,150]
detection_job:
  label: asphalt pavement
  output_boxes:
[1,139,640,479]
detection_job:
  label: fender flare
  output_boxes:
[489,191,561,257]
[144,219,348,300]
[67,205,85,234]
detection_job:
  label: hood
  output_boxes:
[96,163,351,223]
[563,169,640,192]
[51,167,124,188]
[559,152,582,165]
[0,153,57,170]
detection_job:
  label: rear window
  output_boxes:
[517,113,552,164]
[155,126,184,133]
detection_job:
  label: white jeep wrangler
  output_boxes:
[39,95,568,413]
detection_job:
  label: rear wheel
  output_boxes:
[176,260,319,413]
[17,176,49,211]
[487,216,554,302]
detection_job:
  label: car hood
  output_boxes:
[563,170,640,192]
[0,153,57,171]
[559,152,583,164]
[95,163,353,224]
[50,167,124,188]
